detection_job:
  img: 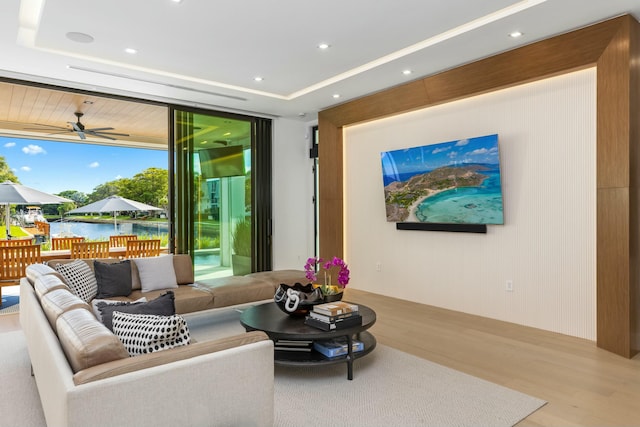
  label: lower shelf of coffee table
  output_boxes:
[273,331,376,366]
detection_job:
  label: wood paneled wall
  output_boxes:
[318,15,640,358]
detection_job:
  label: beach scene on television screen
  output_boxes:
[381,134,504,224]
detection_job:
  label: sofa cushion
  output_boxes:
[195,276,275,308]
[41,288,92,332]
[94,259,133,298]
[25,263,62,285]
[245,270,308,289]
[56,308,129,373]
[34,274,70,299]
[173,254,195,285]
[134,255,178,292]
[96,291,176,331]
[112,311,191,356]
[53,259,98,303]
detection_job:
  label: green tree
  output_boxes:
[57,190,88,204]
[0,155,19,183]
[57,201,77,218]
[65,168,168,217]
[120,167,168,210]
[87,181,121,203]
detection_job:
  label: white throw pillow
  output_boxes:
[134,255,178,292]
[54,260,98,303]
[112,311,190,356]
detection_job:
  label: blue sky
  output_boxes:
[1,136,167,195]
[381,134,500,179]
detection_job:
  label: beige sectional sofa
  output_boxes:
[19,254,308,427]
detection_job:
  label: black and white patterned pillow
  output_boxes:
[112,311,191,356]
[54,260,98,303]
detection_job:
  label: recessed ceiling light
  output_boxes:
[509,31,523,38]
[318,43,330,50]
[254,76,264,82]
[171,0,183,3]
[83,100,94,105]
[332,94,340,99]
[66,32,94,43]
[125,47,137,54]
[402,69,412,75]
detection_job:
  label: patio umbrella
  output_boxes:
[0,180,72,239]
[67,195,162,232]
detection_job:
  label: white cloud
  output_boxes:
[20,166,31,172]
[115,175,122,179]
[432,146,451,154]
[4,142,15,148]
[455,139,469,146]
[22,144,46,155]
[89,162,100,168]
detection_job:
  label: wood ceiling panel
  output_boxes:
[0,80,169,148]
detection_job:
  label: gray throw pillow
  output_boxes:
[94,260,133,299]
[97,291,176,331]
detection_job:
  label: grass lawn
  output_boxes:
[0,226,32,239]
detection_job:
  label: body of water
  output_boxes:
[49,221,169,241]
[415,171,504,224]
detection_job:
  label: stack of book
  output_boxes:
[274,339,313,352]
[313,337,364,358]
[304,301,362,331]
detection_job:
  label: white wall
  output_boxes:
[271,117,316,269]
[343,68,597,340]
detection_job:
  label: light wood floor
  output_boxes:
[2,287,639,425]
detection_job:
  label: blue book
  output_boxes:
[312,337,364,358]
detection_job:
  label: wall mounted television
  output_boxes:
[198,145,245,179]
[380,134,504,226]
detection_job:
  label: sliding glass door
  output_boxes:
[171,108,272,280]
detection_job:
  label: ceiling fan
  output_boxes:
[25,112,130,140]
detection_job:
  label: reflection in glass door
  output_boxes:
[173,110,252,280]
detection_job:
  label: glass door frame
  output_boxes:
[169,106,272,276]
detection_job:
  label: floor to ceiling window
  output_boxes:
[172,108,272,280]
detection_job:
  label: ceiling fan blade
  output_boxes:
[67,121,84,132]
[85,127,115,132]
[87,132,116,140]
[24,124,70,131]
[77,131,86,140]
[44,130,75,136]
[88,130,130,137]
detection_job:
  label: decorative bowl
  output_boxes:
[274,282,324,316]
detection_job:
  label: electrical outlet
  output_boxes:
[376,262,382,272]
[505,280,514,292]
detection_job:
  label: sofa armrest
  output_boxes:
[73,330,270,385]
[66,336,274,427]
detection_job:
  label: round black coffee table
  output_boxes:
[240,302,376,380]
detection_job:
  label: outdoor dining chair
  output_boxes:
[109,234,137,248]
[0,244,41,302]
[70,241,110,259]
[51,236,85,250]
[0,238,35,246]
[125,239,161,258]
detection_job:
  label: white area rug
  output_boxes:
[1,309,546,427]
